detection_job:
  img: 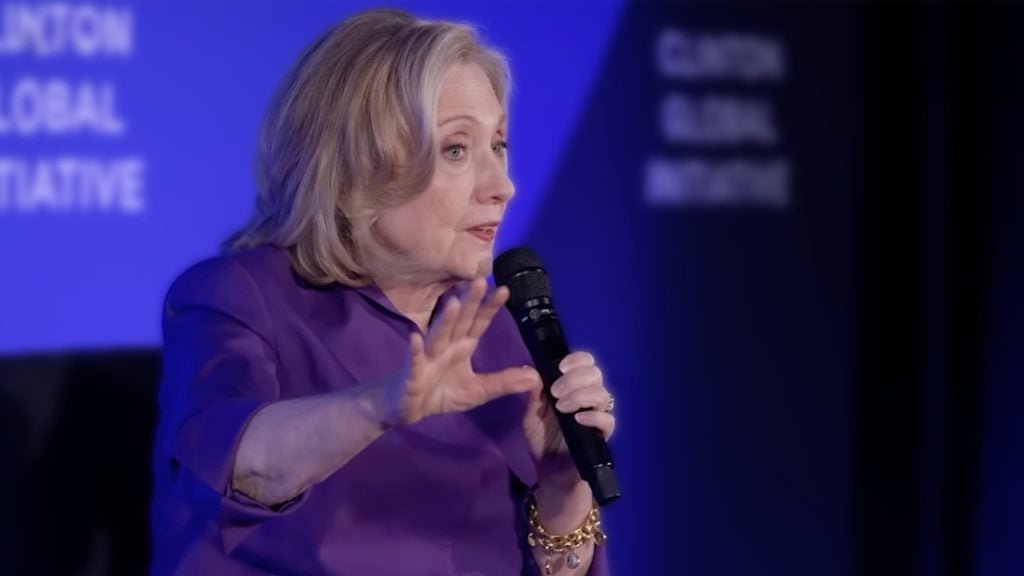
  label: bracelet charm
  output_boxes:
[526,493,606,573]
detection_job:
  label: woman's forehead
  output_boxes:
[437,64,505,129]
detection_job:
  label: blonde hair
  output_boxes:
[226,8,511,286]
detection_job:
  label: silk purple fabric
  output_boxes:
[149,245,610,575]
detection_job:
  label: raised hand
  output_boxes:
[378,276,542,427]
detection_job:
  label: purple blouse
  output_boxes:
[149,245,611,575]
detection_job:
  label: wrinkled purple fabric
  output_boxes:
[150,245,611,575]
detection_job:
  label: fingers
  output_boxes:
[574,410,616,440]
[554,383,612,414]
[558,351,595,373]
[426,298,460,356]
[427,279,506,358]
[549,365,602,400]
[452,276,487,340]
[477,365,542,400]
[406,331,434,392]
[467,285,508,339]
[409,332,426,371]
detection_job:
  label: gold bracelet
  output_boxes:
[526,493,606,573]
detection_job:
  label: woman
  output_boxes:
[150,9,616,575]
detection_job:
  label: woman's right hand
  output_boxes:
[377,276,542,427]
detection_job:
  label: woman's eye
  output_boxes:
[492,140,509,155]
[443,144,467,160]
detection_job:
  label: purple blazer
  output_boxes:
[150,245,610,575]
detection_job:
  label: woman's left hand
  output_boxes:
[522,351,615,487]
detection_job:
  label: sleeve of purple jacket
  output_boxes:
[156,257,309,553]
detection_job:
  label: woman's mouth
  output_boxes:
[467,225,496,242]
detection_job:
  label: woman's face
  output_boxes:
[376,63,514,282]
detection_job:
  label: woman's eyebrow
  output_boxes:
[439,112,507,128]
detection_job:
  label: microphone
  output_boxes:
[493,247,620,506]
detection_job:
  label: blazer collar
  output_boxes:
[351,279,466,331]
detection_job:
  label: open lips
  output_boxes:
[467,221,498,242]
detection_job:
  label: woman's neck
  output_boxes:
[375,276,459,333]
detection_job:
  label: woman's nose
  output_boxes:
[477,153,515,204]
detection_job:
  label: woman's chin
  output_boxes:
[451,254,492,280]
[473,254,494,277]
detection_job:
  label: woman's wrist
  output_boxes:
[527,482,605,574]
[532,477,593,533]
[362,376,411,431]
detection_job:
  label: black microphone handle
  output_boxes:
[521,314,620,506]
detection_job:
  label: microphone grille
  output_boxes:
[493,247,552,307]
